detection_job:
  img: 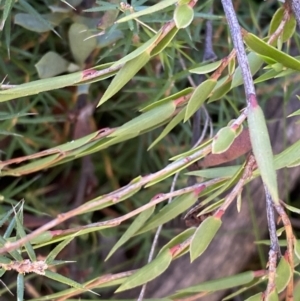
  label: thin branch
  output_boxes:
[264,185,281,257]
[137,172,180,301]
[220,0,256,101]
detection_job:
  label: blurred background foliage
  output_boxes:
[0,0,299,300]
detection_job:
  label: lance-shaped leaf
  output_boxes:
[174,4,194,29]
[140,87,193,112]
[212,126,236,154]
[115,249,172,292]
[106,206,155,261]
[190,216,222,262]
[170,271,255,298]
[46,236,75,264]
[150,27,179,56]
[190,60,222,74]
[186,166,240,179]
[17,273,25,301]
[136,192,198,235]
[264,289,279,301]
[148,107,186,149]
[116,0,178,23]
[247,98,279,204]
[159,228,196,257]
[0,0,14,30]
[109,101,176,137]
[269,7,296,43]
[15,209,36,262]
[245,293,264,301]
[98,51,150,106]
[184,79,217,122]
[44,270,84,289]
[243,31,300,71]
[231,52,264,88]
[275,256,292,293]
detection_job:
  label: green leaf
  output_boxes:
[184,79,217,122]
[116,0,178,23]
[98,51,150,106]
[243,31,300,71]
[0,72,82,102]
[0,0,14,30]
[44,270,85,289]
[275,256,292,293]
[106,206,155,261]
[148,107,186,149]
[109,101,176,137]
[212,127,236,154]
[17,273,25,301]
[140,87,193,112]
[115,249,172,292]
[295,239,300,260]
[46,237,75,264]
[158,228,196,258]
[15,208,37,262]
[208,78,232,102]
[190,216,222,262]
[68,23,97,65]
[35,51,70,78]
[170,271,254,297]
[137,192,198,235]
[231,52,264,88]
[18,0,59,35]
[30,231,53,245]
[248,101,279,204]
[150,27,179,56]
[282,203,300,214]
[186,166,240,179]
[174,4,194,29]
[190,60,222,74]
[269,7,296,43]
[245,293,264,301]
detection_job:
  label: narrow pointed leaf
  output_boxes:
[243,31,300,71]
[171,271,254,296]
[184,79,217,122]
[15,211,36,262]
[106,206,155,261]
[295,239,300,260]
[190,60,222,74]
[115,249,172,292]
[98,51,150,106]
[248,100,279,204]
[174,4,194,29]
[245,293,264,301]
[275,256,292,293]
[0,207,14,227]
[148,107,186,149]
[150,27,179,56]
[44,270,84,288]
[0,0,14,30]
[116,0,178,23]
[46,236,75,264]
[190,216,222,262]
[186,166,240,179]
[137,192,198,235]
[232,52,264,88]
[159,228,196,256]
[0,236,23,261]
[109,101,176,137]
[17,273,25,301]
